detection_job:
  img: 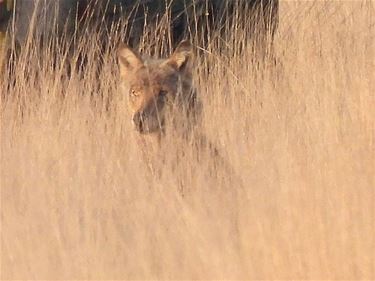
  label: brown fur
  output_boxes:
[117,41,239,189]
[118,41,203,174]
[118,40,200,137]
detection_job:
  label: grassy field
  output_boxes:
[1,1,374,279]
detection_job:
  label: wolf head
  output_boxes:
[118,41,194,135]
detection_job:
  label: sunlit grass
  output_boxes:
[1,1,374,279]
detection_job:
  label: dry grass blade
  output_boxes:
[1,1,374,279]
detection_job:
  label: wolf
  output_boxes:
[118,40,225,177]
[117,40,242,193]
[118,41,243,247]
[117,40,202,174]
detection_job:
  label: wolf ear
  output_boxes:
[165,40,193,72]
[118,43,144,77]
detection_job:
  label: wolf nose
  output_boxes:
[132,112,143,132]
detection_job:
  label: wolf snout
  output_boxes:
[132,112,144,132]
[132,111,165,134]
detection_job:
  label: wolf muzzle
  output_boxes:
[132,111,165,134]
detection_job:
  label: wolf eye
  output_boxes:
[130,89,138,97]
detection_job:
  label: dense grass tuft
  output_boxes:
[1,1,374,279]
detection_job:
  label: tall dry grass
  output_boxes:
[1,1,374,279]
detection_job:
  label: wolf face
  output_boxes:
[118,41,199,135]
